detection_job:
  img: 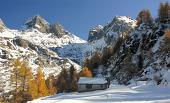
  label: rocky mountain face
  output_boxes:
[86,16,170,85]
[50,23,70,37]
[25,15,49,33]
[105,22,170,85]
[25,15,73,37]
[55,16,136,66]
[25,15,50,33]
[84,16,136,59]
[0,17,83,92]
[88,25,104,42]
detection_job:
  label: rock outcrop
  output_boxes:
[25,15,50,33]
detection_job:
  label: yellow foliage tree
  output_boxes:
[10,58,32,92]
[136,9,152,26]
[10,58,35,102]
[165,29,170,38]
[10,58,22,92]
[35,67,49,97]
[46,74,57,95]
[159,2,170,22]
[80,67,93,77]
[19,61,32,92]
[27,73,38,99]
[161,29,170,52]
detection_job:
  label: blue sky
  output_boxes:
[0,0,169,40]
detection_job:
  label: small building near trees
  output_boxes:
[78,77,109,92]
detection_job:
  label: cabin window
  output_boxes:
[86,84,92,89]
[100,85,104,88]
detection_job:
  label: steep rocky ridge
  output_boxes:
[0,16,83,92]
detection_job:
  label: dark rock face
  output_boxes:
[25,15,50,33]
[104,16,135,36]
[106,23,169,85]
[87,16,136,43]
[25,15,71,37]
[0,49,8,59]
[13,37,53,58]
[88,25,104,42]
[13,37,29,48]
[50,23,68,37]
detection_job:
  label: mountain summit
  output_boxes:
[25,15,74,38]
[25,15,50,33]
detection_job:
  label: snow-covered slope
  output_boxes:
[29,82,170,103]
[15,29,86,48]
[0,36,82,92]
[0,16,83,92]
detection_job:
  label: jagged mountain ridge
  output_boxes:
[25,15,75,38]
[84,16,136,59]
[87,17,170,85]
[106,22,170,85]
[0,16,83,92]
[52,16,136,65]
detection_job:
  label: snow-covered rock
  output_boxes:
[0,16,85,93]
[25,15,50,33]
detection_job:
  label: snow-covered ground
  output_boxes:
[28,82,170,103]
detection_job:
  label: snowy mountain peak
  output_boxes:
[103,16,136,39]
[106,16,136,31]
[25,15,76,38]
[113,16,136,25]
[25,15,50,33]
[88,16,136,42]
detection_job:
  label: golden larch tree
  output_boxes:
[35,67,49,97]
[80,67,93,77]
[46,74,57,95]
[27,73,38,99]
[136,9,152,26]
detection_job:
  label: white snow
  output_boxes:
[151,35,164,53]
[0,29,15,38]
[16,29,86,48]
[78,77,107,84]
[83,38,106,58]
[29,82,170,103]
[116,16,136,28]
[35,24,41,28]
[163,70,170,82]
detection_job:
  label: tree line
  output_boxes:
[0,58,92,103]
[136,2,170,26]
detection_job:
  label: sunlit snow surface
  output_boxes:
[29,82,170,103]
